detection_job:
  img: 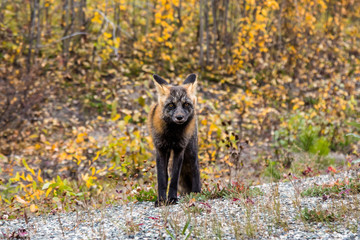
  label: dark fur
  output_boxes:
[149,74,201,206]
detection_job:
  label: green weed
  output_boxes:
[300,207,337,223]
[301,178,360,197]
[133,186,157,202]
[181,181,263,202]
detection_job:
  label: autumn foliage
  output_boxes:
[0,0,359,217]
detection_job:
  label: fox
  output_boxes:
[148,73,201,207]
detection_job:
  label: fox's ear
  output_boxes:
[153,74,170,96]
[153,74,169,85]
[183,73,197,95]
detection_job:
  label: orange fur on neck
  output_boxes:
[149,103,165,135]
[184,117,196,138]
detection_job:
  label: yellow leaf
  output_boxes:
[66,146,75,154]
[96,166,107,174]
[111,113,121,121]
[59,152,69,161]
[35,143,41,150]
[201,119,207,125]
[29,134,38,139]
[93,151,101,161]
[88,136,96,143]
[46,187,53,197]
[165,42,173,49]
[76,133,87,143]
[37,169,43,183]
[108,163,115,171]
[133,130,140,139]
[103,32,112,39]
[30,204,37,212]
[91,12,102,24]
[310,111,317,118]
[11,172,20,182]
[26,174,33,182]
[188,198,196,205]
[15,195,28,205]
[226,161,234,167]
[23,159,35,176]
[20,172,26,181]
[209,123,217,132]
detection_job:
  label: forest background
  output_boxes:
[0,0,359,217]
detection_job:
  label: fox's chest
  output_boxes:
[154,126,189,150]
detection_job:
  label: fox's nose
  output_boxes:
[175,115,184,121]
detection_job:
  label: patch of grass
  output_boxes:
[271,184,286,227]
[124,205,141,237]
[284,151,343,180]
[181,181,263,203]
[300,207,337,223]
[133,187,157,202]
[166,214,193,240]
[244,200,258,238]
[263,160,281,180]
[83,93,108,114]
[182,201,209,215]
[301,177,360,197]
[211,216,223,239]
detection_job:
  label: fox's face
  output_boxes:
[153,74,197,125]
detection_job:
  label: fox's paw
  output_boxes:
[154,198,178,207]
[154,200,166,207]
[167,198,178,205]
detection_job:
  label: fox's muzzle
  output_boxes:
[172,108,188,124]
[173,114,186,124]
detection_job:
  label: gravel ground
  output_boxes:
[1,170,359,240]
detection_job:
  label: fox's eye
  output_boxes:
[184,103,189,107]
[168,103,174,108]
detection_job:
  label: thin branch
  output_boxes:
[94,9,131,38]
[37,32,88,48]
[60,32,88,41]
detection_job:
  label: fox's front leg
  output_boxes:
[155,149,170,207]
[168,149,185,204]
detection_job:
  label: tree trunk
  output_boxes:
[211,0,217,69]
[199,0,204,69]
[80,0,87,39]
[145,0,149,35]
[35,0,41,58]
[62,0,69,67]
[223,0,229,64]
[27,0,36,72]
[0,0,7,24]
[177,0,182,28]
[205,0,210,65]
[45,0,51,37]
[114,0,120,57]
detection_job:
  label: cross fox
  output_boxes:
[148,73,201,206]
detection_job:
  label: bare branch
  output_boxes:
[94,9,132,38]
[37,32,88,48]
